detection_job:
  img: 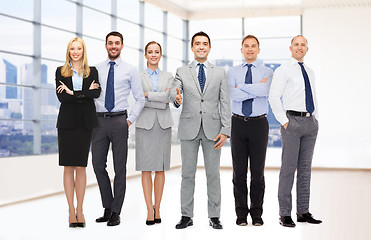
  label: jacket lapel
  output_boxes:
[203,63,214,93]
[189,64,202,95]
[143,71,154,91]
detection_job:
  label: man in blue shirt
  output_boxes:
[93,31,145,227]
[227,35,273,226]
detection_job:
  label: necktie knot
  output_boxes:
[247,63,252,68]
[109,61,115,66]
[198,63,204,68]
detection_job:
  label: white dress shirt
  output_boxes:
[95,57,145,123]
[269,57,318,125]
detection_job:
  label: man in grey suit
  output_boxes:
[171,31,231,230]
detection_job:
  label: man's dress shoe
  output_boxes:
[252,216,264,226]
[279,216,296,227]
[209,217,223,229]
[175,216,193,229]
[297,212,322,224]
[96,208,112,223]
[107,212,120,226]
[236,217,247,226]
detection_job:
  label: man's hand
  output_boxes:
[127,120,132,127]
[260,78,268,83]
[283,122,288,129]
[214,134,227,149]
[175,88,182,105]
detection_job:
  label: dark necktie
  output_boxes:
[105,61,115,112]
[298,62,315,114]
[242,64,253,117]
[198,63,206,92]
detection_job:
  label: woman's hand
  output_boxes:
[89,80,100,90]
[57,81,73,95]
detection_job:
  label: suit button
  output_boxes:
[199,111,202,114]
[201,99,204,102]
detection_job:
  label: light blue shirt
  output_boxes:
[227,60,273,117]
[70,63,83,91]
[147,68,159,92]
[95,57,145,124]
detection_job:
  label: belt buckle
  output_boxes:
[305,112,310,117]
[103,113,111,118]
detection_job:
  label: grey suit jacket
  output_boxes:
[171,62,231,141]
[135,70,174,130]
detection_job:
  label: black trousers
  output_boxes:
[92,114,128,214]
[231,115,268,218]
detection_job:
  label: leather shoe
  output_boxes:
[297,212,322,224]
[96,208,112,223]
[175,216,193,229]
[279,216,296,227]
[107,212,120,226]
[252,216,264,226]
[209,217,223,229]
[236,217,247,226]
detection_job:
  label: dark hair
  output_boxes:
[144,41,162,55]
[106,31,124,44]
[191,31,211,47]
[242,35,260,47]
[291,35,308,45]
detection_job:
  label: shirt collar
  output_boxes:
[147,68,159,76]
[242,60,257,68]
[289,57,303,65]
[193,60,208,68]
[106,57,122,66]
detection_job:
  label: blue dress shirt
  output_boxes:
[227,60,273,117]
[147,68,159,92]
[69,63,83,91]
[95,57,145,124]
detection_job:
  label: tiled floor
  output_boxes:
[0,168,370,240]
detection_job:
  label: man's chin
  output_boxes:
[108,53,120,59]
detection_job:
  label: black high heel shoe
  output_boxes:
[69,216,77,228]
[154,207,161,224]
[76,214,86,228]
[146,208,155,225]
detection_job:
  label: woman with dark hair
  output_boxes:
[56,37,101,228]
[135,41,175,225]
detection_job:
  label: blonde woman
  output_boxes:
[135,41,174,225]
[56,37,101,228]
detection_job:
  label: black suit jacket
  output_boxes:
[56,66,101,129]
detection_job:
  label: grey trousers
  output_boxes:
[92,115,128,214]
[278,114,318,216]
[180,126,221,218]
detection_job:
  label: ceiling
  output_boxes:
[144,0,371,19]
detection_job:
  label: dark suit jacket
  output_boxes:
[56,66,101,129]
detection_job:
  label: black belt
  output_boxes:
[286,110,312,117]
[233,114,266,121]
[97,110,127,118]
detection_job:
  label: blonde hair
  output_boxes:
[61,37,90,78]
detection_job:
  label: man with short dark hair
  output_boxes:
[172,31,231,230]
[92,31,145,226]
[227,35,273,227]
[269,35,322,227]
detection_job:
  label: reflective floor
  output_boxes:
[0,168,370,240]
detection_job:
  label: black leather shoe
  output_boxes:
[279,216,296,227]
[209,217,223,229]
[96,208,112,223]
[175,216,193,229]
[236,217,247,226]
[252,216,264,226]
[297,212,322,224]
[107,212,120,226]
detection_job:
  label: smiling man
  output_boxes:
[227,35,273,227]
[171,31,231,230]
[92,31,144,227]
[269,35,322,227]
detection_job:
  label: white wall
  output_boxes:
[303,7,371,167]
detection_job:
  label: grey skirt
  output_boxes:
[135,116,171,171]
